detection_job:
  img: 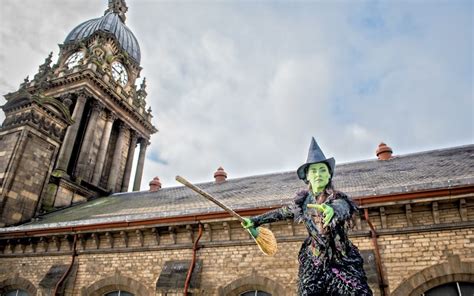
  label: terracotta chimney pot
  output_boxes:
[214,167,227,183]
[149,177,162,192]
[376,142,393,160]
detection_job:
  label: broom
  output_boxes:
[176,175,278,256]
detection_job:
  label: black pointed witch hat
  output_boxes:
[297,137,336,181]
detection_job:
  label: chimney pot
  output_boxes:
[214,167,227,183]
[376,142,393,160]
[149,177,162,191]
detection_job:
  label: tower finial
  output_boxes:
[105,0,128,23]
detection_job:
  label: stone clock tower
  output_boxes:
[0,0,156,226]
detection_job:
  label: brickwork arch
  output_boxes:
[218,273,291,296]
[391,255,474,296]
[0,276,37,295]
[82,273,152,296]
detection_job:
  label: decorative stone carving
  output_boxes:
[39,237,48,252]
[78,234,87,250]
[52,236,60,251]
[168,226,177,244]
[151,227,160,245]
[120,231,128,248]
[33,52,53,89]
[29,238,37,253]
[91,233,100,249]
[136,230,144,247]
[105,232,114,248]
[204,223,212,242]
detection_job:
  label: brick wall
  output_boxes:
[0,195,473,295]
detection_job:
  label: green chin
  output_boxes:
[310,180,328,193]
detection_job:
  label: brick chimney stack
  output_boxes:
[214,167,227,184]
[376,142,393,160]
[149,177,162,192]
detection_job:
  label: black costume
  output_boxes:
[250,189,373,296]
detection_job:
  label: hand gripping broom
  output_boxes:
[176,176,278,256]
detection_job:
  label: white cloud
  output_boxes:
[1,0,472,190]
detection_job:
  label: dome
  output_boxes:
[64,12,141,63]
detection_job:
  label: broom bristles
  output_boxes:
[254,227,278,256]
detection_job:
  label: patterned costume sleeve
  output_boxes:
[250,205,294,228]
[326,192,358,226]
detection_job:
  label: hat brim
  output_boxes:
[297,157,335,181]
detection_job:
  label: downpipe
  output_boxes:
[53,234,77,296]
[364,208,389,296]
[184,223,203,295]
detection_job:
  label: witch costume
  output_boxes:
[249,138,372,296]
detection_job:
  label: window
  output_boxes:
[423,282,474,296]
[240,291,271,296]
[104,291,134,296]
[5,290,29,296]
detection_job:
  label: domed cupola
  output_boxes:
[64,0,141,64]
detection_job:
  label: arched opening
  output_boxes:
[0,277,37,296]
[82,274,151,296]
[391,256,474,296]
[219,274,289,296]
[422,282,474,296]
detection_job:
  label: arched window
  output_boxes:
[5,290,29,296]
[104,291,134,296]
[240,291,271,296]
[423,282,474,296]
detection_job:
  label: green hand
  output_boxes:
[241,218,259,238]
[308,203,334,227]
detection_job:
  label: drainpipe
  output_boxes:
[184,223,203,296]
[53,234,77,296]
[364,208,389,296]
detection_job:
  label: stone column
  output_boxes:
[121,131,138,192]
[91,112,116,185]
[133,139,149,191]
[55,93,87,173]
[75,101,104,178]
[107,122,128,192]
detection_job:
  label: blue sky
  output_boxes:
[1,0,472,189]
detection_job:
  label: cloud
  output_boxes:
[1,0,472,190]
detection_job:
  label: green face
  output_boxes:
[306,163,330,194]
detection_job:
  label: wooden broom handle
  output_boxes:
[176,175,245,223]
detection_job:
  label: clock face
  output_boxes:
[65,51,84,68]
[111,61,128,86]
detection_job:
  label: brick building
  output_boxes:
[0,1,473,296]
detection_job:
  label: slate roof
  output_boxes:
[1,145,473,232]
[65,12,141,63]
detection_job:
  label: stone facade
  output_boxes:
[0,94,71,226]
[0,1,156,227]
[0,190,472,295]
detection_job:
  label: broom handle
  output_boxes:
[176,176,245,223]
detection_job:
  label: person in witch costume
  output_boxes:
[242,138,373,296]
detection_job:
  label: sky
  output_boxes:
[0,0,473,190]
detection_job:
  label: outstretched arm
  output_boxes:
[250,206,295,227]
[241,206,294,238]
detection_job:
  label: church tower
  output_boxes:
[0,0,156,226]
